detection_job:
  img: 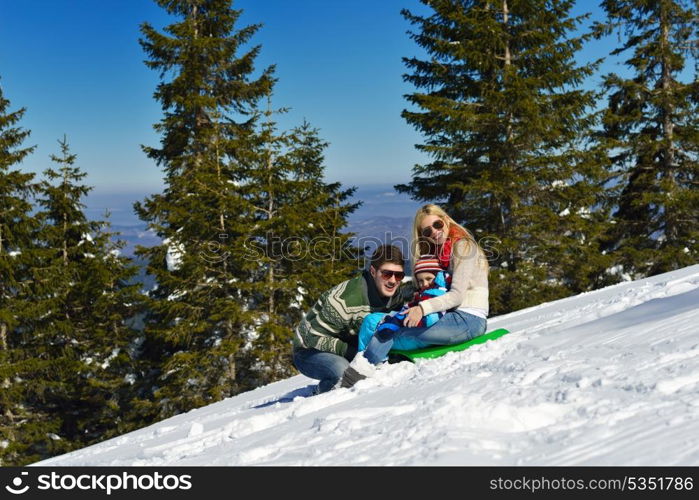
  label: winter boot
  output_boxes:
[338,352,376,388]
[339,366,366,388]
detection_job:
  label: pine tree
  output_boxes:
[0,82,39,465]
[133,0,275,419]
[10,137,144,464]
[595,0,699,278]
[282,121,362,305]
[239,102,361,385]
[397,0,610,314]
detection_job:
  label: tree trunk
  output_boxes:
[215,117,228,275]
[0,322,7,353]
[502,0,516,270]
[503,0,513,143]
[659,1,677,241]
[63,212,68,266]
[267,151,275,318]
[1,322,11,399]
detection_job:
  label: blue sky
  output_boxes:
[1,0,436,192]
[0,1,639,222]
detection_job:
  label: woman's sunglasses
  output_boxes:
[420,219,445,238]
[379,269,406,281]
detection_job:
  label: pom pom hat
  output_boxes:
[413,255,443,275]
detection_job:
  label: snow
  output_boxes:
[33,264,699,466]
[77,233,94,246]
[550,180,569,189]
[163,237,184,271]
[101,348,121,369]
[290,286,307,309]
[606,264,633,282]
[167,290,187,301]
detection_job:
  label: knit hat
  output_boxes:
[414,255,442,275]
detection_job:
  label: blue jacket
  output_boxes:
[358,271,449,352]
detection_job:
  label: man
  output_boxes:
[292,244,415,394]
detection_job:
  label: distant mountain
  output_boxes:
[108,214,414,292]
[95,184,423,289]
[347,215,413,259]
[85,184,424,227]
[107,225,159,292]
[94,183,422,258]
[84,191,154,226]
[110,225,161,257]
[348,184,422,222]
[109,216,413,258]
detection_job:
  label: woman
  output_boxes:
[363,204,490,364]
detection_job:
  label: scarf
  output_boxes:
[437,226,465,270]
[437,238,453,270]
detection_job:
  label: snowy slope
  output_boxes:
[35,265,699,466]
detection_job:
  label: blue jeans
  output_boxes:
[292,347,350,394]
[363,310,487,364]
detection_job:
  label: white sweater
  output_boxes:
[418,239,490,317]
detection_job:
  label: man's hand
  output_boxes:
[403,306,424,328]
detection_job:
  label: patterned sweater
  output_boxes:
[293,270,416,357]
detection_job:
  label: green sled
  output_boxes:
[387,328,511,363]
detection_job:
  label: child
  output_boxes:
[357,255,450,352]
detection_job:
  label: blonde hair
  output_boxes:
[410,204,487,271]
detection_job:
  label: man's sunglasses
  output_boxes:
[379,269,406,281]
[420,219,445,238]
